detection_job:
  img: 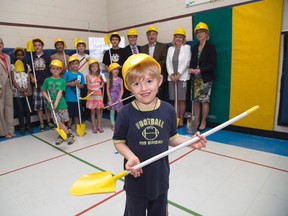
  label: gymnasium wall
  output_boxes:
[1,0,287,133]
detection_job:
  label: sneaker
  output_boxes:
[67,134,75,145]
[39,123,45,132]
[55,136,64,145]
[47,122,55,129]
[26,126,33,133]
[19,127,26,135]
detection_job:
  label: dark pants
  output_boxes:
[14,97,31,128]
[124,192,168,216]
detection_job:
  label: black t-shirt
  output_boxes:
[113,100,178,200]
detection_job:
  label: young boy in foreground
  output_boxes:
[113,53,207,216]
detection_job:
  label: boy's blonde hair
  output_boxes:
[122,54,161,90]
[126,61,161,90]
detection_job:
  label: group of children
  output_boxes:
[12,38,124,145]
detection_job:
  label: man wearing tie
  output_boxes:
[122,29,141,104]
[140,25,168,101]
[123,28,141,61]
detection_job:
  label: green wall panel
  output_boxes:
[193,8,232,124]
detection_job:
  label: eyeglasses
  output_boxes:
[196,30,207,34]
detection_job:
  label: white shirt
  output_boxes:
[166,44,191,81]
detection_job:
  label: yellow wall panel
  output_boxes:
[231,0,283,130]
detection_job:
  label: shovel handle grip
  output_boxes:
[132,105,259,170]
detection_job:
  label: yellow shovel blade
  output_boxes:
[104,34,111,45]
[76,123,86,136]
[69,170,127,196]
[15,60,25,72]
[26,40,34,52]
[176,117,180,127]
[73,38,80,48]
[79,96,91,100]
[55,126,67,140]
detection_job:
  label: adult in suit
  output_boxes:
[122,28,141,104]
[0,38,15,138]
[123,28,141,59]
[140,25,168,101]
[189,22,216,131]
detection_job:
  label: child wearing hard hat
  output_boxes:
[106,62,124,131]
[10,47,33,135]
[51,38,70,75]
[63,56,85,133]
[113,53,207,216]
[42,60,75,145]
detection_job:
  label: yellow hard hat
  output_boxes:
[68,56,79,63]
[54,38,67,49]
[146,25,158,34]
[32,37,44,45]
[122,53,160,90]
[50,59,63,69]
[174,28,186,37]
[110,32,121,41]
[108,63,121,73]
[75,39,86,47]
[13,47,25,58]
[88,59,99,66]
[127,28,138,36]
[194,22,209,32]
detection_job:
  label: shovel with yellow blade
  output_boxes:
[69,105,260,196]
[76,86,86,136]
[47,91,67,140]
[15,60,32,113]
[26,40,37,88]
[79,87,101,100]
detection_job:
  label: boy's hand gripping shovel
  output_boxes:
[69,105,260,196]
[47,91,67,140]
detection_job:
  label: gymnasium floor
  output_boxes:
[0,118,288,216]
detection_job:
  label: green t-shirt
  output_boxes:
[42,77,67,110]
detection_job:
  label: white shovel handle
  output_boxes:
[47,91,59,126]
[104,95,134,109]
[131,105,259,171]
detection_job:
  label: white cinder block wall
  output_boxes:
[0,0,108,48]
[0,0,257,49]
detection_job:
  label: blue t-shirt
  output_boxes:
[113,99,178,200]
[63,70,85,102]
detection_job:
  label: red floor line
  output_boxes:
[0,138,112,176]
[75,189,124,216]
[0,154,65,176]
[201,149,288,172]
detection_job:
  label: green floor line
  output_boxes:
[32,134,202,215]
[31,134,105,172]
[168,200,202,216]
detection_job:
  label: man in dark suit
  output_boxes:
[122,28,141,104]
[123,28,141,61]
[140,25,168,101]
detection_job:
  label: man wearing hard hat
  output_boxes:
[51,38,70,75]
[140,25,168,101]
